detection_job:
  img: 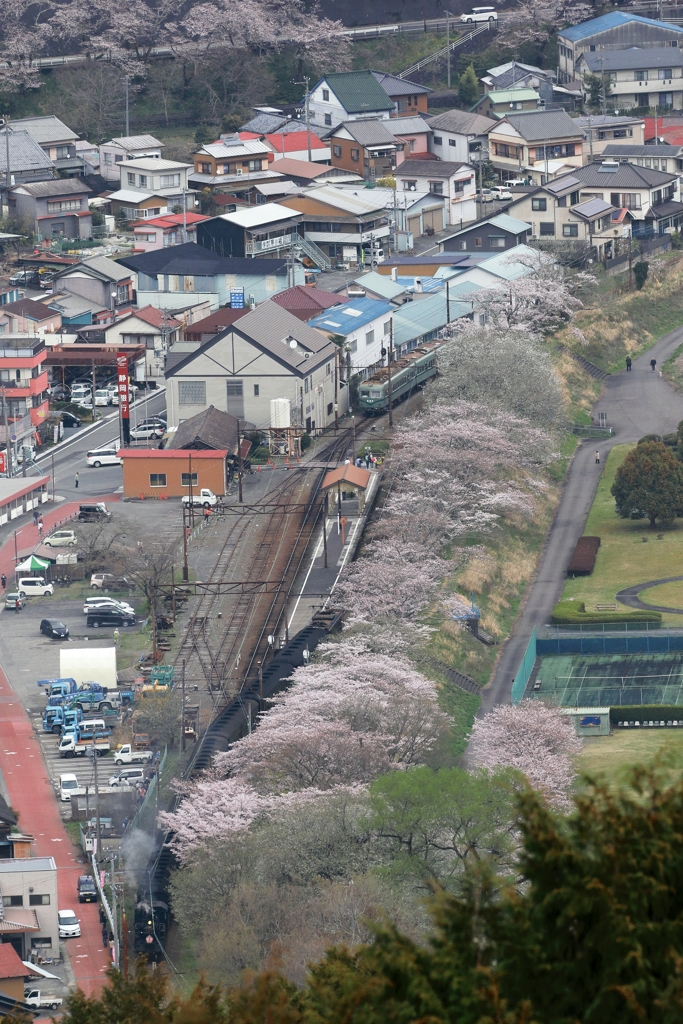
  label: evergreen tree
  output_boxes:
[459,65,479,107]
[611,440,683,527]
[634,261,649,289]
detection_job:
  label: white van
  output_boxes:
[461,6,498,22]
[59,773,79,802]
[17,577,54,597]
[108,767,145,787]
[86,447,121,468]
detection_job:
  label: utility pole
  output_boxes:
[295,76,312,162]
[109,851,119,967]
[237,419,243,502]
[187,451,194,526]
[600,48,606,116]
[182,187,187,244]
[445,11,455,90]
[125,77,130,137]
[323,493,328,568]
[92,741,101,859]
[1,117,10,217]
[51,452,55,502]
[182,505,189,581]
[180,660,186,752]
[334,346,339,432]
[628,234,633,289]
[446,279,451,330]
[387,319,394,428]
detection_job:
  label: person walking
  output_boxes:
[595,451,600,464]
[33,509,39,526]
[651,358,657,372]
[38,517,43,538]
[74,471,79,488]
[113,628,120,645]
[365,452,371,469]
[626,356,632,371]
[14,598,20,614]
[1,575,6,590]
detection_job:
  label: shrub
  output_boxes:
[551,600,662,625]
[634,261,649,290]
[301,433,312,451]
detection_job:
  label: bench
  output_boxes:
[596,603,618,611]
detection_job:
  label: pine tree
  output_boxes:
[459,65,479,107]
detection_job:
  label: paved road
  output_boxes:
[482,325,683,712]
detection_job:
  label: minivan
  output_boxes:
[87,609,135,628]
[78,503,112,522]
[59,773,79,801]
[17,577,54,597]
[43,529,77,548]
[86,448,121,468]
[108,767,145,787]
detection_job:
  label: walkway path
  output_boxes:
[617,576,683,614]
[483,325,683,711]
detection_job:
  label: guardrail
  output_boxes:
[398,23,493,77]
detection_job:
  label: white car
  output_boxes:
[83,597,135,616]
[17,577,54,597]
[489,186,513,200]
[129,424,164,441]
[94,389,111,406]
[71,385,92,401]
[44,529,77,548]
[461,6,498,22]
[87,447,122,468]
[58,909,81,938]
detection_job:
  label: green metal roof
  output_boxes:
[321,71,394,114]
[393,292,470,348]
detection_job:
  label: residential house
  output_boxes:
[45,291,109,327]
[487,110,585,183]
[97,305,183,377]
[570,160,683,236]
[432,243,538,297]
[9,179,92,240]
[440,212,533,253]
[196,204,305,259]
[576,114,646,160]
[184,307,249,343]
[350,270,410,304]
[393,291,471,355]
[131,211,209,251]
[427,110,496,165]
[118,243,302,312]
[271,285,343,321]
[75,138,100,173]
[165,299,341,434]
[167,405,242,456]
[192,136,272,177]
[0,299,61,335]
[370,70,432,116]
[244,158,360,187]
[308,296,394,377]
[51,255,134,316]
[0,856,58,959]
[0,131,54,202]
[9,115,80,174]
[374,252,485,277]
[558,11,683,84]
[577,48,683,111]
[389,116,433,162]
[480,60,579,111]
[240,130,330,164]
[327,120,397,180]
[99,134,164,181]
[335,183,446,242]
[602,142,683,173]
[107,189,171,222]
[394,159,477,226]
[241,110,329,138]
[280,184,390,265]
[0,334,50,439]
[308,71,395,129]
[471,88,541,119]
[0,944,32,1001]
[118,157,193,208]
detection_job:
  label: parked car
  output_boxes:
[129,424,164,441]
[477,189,495,202]
[89,572,129,590]
[58,909,81,938]
[137,417,167,429]
[108,766,146,786]
[86,609,136,628]
[9,269,39,287]
[489,186,513,200]
[44,529,77,548]
[40,618,69,639]
[59,773,79,801]
[94,389,111,407]
[5,592,25,610]
[17,577,53,597]
[78,502,112,522]
[77,875,98,903]
[60,411,82,428]
[39,271,56,290]
[48,384,70,400]
[83,597,134,616]
[86,447,121,468]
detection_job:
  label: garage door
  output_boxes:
[422,209,443,232]
[407,215,421,236]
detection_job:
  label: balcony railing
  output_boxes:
[0,414,33,442]
[245,232,297,254]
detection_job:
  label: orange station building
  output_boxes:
[119,449,228,499]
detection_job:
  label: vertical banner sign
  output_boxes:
[0,451,6,474]
[117,354,130,447]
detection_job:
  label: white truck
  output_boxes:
[182,488,218,509]
[114,743,153,765]
[60,647,117,689]
[59,735,111,758]
[24,990,63,1010]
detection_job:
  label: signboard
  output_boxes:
[230,287,245,309]
[116,353,130,446]
[0,451,6,474]
[579,716,601,728]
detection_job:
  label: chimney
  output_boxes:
[391,266,398,281]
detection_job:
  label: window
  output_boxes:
[557,195,567,207]
[562,223,579,237]
[653,189,663,204]
[570,190,580,205]
[181,473,198,487]
[226,379,244,418]
[253,384,260,396]
[333,145,342,158]
[160,173,180,187]
[127,172,136,185]
[115,154,123,162]
[6,896,22,907]
[47,199,81,212]
[429,181,443,194]
[634,70,648,80]
[304,376,309,394]
[138,233,157,242]
[347,339,357,353]
[610,192,620,207]
[326,362,331,375]
[327,402,333,415]
[104,152,112,165]
[384,320,391,335]
[622,193,641,210]
[150,474,167,488]
[475,236,482,247]
[404,180,417,191]
[200,162,211,174]
[492,142,520,159]
[659,68,673,79]
[433,136,443,146]
[351,148,360,162]
[532,197,547,211]
[365,329,375,347]
[488,235,505,247]
[660,91,673,107]
[637,94,649,106]
[138,174,148,187]
[540,222,555,236]
[178,381,206,405]
[56,145,70,159]
[324,114,332,126]
[449,138,456,147]
[322,88,329,101]
[409,139,415,152]
[29,894,50,906]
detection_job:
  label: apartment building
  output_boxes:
[558,11,683,84]
[99,134,164,180]
[577,48,683,111]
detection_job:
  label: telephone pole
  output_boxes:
[387,319,394,428]
[294,76,312,162]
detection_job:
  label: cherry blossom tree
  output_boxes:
[470,700,582,809]
[506,0,593,45]
[335,543,446,622]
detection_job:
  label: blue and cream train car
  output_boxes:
[358,342,440,415]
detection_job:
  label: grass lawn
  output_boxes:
[637,580,683,611]
[579,729,683,789]
[561,444,683,623]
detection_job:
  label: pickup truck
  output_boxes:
[59,735,111,758]
[114,743,153,765]
[182,488,218,509]
[24,990,62,1010]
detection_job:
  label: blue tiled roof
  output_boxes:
[560,11,683,41]
[308,296,394,335]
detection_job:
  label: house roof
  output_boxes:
[218,203,302,229]
[120,448,228,459]
[253,181,302,197]
[477,244,538,281]
[423,109,496,135]
[559,10,683,41]
[240,114,330,139]
[118,242,287,277]
[442,212,532,242]
[66,254,131,283]
[0,298,56,321]
[12,178,90,198]
[108,134,163,150]
[571,197,615,219]
[0,909,40,934]
[322,464,371,490]
[131,212,208,230]
[393,292,461,346]
[119,157,191,171]
[168,405,239,450]
[9,115,79,145]
[333,120,397,147]
[240,130,327,153]
[308,296,393,335]
[106,189,164,204]
[602,144,682,158]
[0,131,54,175]
[286,184,387,215]
[478,87,540,105]
[132,305,182,329]
[271,285,342,320]
[0,944,31,980]
[500,110,583,142]
[370,70,432,97]
[651,198,683,218]
[397,159,469,178]
[48,292,108,317]
[317,71,395,114]
[574,114,644,129]
[198,138,271,159]
[567,161,677,186]
[484,62,552,89]
[388,116,433,136]
[352,270,407,300]
[189,170,284,187]
[578,47,683,72]
[265,158,360,181]
[184,307,250,338]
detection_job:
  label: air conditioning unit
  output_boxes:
[236,169,243,175]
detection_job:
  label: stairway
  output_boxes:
[295,237,332,271]
[558,344,610,381]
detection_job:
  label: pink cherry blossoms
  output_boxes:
[469,700,582,808]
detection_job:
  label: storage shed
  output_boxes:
[119,449,228,499]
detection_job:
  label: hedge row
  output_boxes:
[551,600,662,625]
[611,705,683,724]
[567,536,601,576]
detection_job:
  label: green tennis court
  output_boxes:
[532,653,683,707]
